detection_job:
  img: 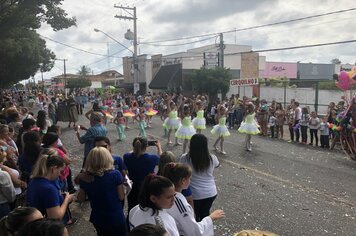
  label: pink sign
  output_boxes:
[263,62,297,79]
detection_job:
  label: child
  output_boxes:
[319,116,330,148]
[192,101,206,134]
[238,102,260,152]
[268,112,276,138]
[211,105,230,154]
[164,96,181,145]
[129,175,179,236]
[299,107,310,144]
[136,109,147,137]
[123,104,135,129]
[47,125,68,154]
[309,111,320,146]
[113,111,126,141]
[175,106,196,154]
[144,97,158,128]
[163,163,225,236]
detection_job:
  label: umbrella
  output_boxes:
[105,86,115,90]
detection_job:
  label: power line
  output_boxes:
[85,48,129,67]
[141,7,356,44]
[39,34,122,58]
[140,35,218,47]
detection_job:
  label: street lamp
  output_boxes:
[93,28,133,54]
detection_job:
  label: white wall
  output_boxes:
[91,81,102,89]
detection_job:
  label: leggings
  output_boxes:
[116,124,126,140]
[310,129,318,145]
[193,195,217,222]
[138,121,146,137]
[301,125,308,143]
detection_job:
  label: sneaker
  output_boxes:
[220,150,227,155]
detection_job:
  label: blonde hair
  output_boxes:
[84,147,114,176]
[157,151,175,175]
[31,148,64,178]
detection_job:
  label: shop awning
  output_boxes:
[149,64,182,90]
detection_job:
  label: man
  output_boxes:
[75,112,107,167]
[93,136,128,178]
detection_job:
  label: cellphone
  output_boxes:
[147,140,157,146]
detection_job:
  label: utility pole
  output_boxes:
[114,5,139,94]
[56,58,67,97]
[107,42,111,69]
[219,33,224,68]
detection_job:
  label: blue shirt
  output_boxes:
[18,154,33,176]
[123,152,159,184]
[112,155,127,172]
[27,177,63,216]
[80,124,107,158]
[79,170,125,228]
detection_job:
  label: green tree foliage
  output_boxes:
[66,78,92,89]
[331,58,341,64]
[78,65,92,79]
[0,0,76,88]
[190,67,231,99]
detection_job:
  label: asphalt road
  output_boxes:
[61,111,356,236]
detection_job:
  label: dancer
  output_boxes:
[113,111,126,141]
[136,108,147,137]
[144,97,157,128]
[123,103,135,129]
[211,105,230,154]
[238,102,260,152]
[175,106,196,154]
[163,96,181,145]
[192,100,206,134]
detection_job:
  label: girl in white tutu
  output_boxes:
[238,102,260,151]
[176,106,196,153]
[192,100,206,134]
[163,96,182,145]
[211,105,230,154]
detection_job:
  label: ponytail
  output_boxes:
[132,137,147,156]
[161,163,192,188]
[31,149,64,178]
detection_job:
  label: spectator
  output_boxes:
[16,218,68,236]
[76,147,127,236]
[67,95,78,128]
[274,103,285,139]
[48,125,68,154]
[26,151,76,225]
[48,97,58,125]
[0,207,43,236]
[129,175,179,236]
[294,102,302,142]
[74,112,107,167]
[179,134,220,222]
[17,118,36,155]
[309,111,320,146]
[157,151,175,175]
[129,224,168,236]
[0,147,16,218]
[36,110,52,135]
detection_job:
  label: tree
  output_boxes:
[190,67,231,100]
[331,58,341,64]
[66,78,92,90]
[77,66,91,79]
[0,0,76,87]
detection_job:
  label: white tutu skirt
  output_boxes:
[192,117,206,130]
[211,125,230,137]
[163,117,181,130]
[175,126,196,139]
[238,122,260,135]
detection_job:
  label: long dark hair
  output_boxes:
[23,131,41,165]
[42,132,59,148]
[16,218,65,236]
[0,207,40,236]
[188,134,212,173]
[36,110,47,131]
[162,163,192,188]
[138,174,173,216]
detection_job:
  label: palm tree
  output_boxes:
[77,65,91,79]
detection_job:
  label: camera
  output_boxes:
[147,140,157,146]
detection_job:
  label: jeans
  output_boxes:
[301,125,308,143]
[320,135,330,148]
[228,112,234,128]
[270,126,275,138]
[193,195,217,222]
[294,120,300,142]
[310,129,318,145]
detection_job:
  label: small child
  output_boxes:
[114,111,126,141]
[268,113,276,138]
[309,111,320,146]
[319,116,330,148]
[211,105,230,154]
[136,109,147,137]
[299,107,310,144]
[238,102,260,152]
[47,125,68,154]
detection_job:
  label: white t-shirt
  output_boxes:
[295,107,302,120]
[179,153,219,200]
[166,192,214,236]
[129,205,179,236]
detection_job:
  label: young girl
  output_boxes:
[163,97,181,145]
[238,102,260,152]
[299,107,310,144]
[144,97,158,128]
[192,101,206,134]
[211,105,230,154]
[163,163,225,236]
[175,106,196,154]
[309,111,320,146]
[123,103,135,129]
[136,109,147,137]
[319,116,330,148]
[129,174,179,236]
[113,111,126,141]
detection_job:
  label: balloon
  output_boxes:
[329,123,334,129]
[336,71,351,91]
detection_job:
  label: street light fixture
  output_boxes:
[93,28,134,54]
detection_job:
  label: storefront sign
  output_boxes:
[230,78,259,87]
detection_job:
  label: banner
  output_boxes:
[230,78,259,87]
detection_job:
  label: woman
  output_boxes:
[129,175,179,236]
[0,146,16,218]
[76,147,127,236]
[16,218,69,236]
[274,103,285,139]
[26,150,76,225]
[18,131,42,183]
[36,110,52,135]
[67,96,78,128]
[124,137,162,212]
[179,134,220,222]
[0,207,43,236]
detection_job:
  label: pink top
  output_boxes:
[56,148,69,181]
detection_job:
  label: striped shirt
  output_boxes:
[80,124,107,158]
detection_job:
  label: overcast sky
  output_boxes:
[33,0,356,82]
